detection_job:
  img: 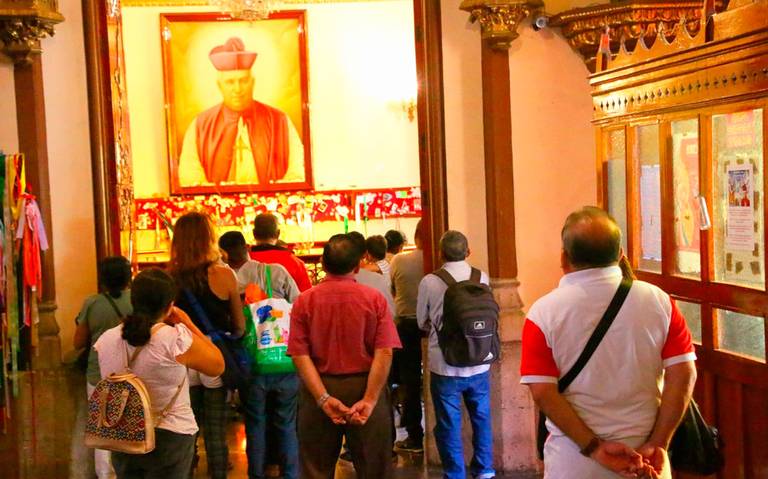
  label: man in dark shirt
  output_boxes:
[250,213,312,291]
[288,234,401,479]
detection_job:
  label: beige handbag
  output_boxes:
[85,326,186,454]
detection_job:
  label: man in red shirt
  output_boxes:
[249,213,312,291]
[288,233,401,479]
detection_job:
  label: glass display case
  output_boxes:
[599,104,768,366]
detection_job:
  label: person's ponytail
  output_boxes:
[122,311,155,347]
[122,268,177,347]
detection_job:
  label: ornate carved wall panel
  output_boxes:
[590,19,768,123]
[550,0,726,72]
[106,2,136,258]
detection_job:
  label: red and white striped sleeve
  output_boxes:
[661,299,697,368]
[520,318,559,384]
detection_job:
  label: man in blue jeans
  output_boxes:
[416,230,495,479]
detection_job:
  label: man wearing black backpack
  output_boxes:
[417,230,498,479]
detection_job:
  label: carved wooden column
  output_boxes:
[459,1,542,475]
[0,0,64,369]
[83,0,135,262]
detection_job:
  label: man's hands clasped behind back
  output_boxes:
[590,440,665,479]
[320,396,376,426]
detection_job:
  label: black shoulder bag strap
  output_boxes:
[102,292,125,318]
[433,267,482,285]
[433,268,456,286]
[536,277,633,459]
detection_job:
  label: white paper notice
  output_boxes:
[640,164,662,261]
[725,164,755,252]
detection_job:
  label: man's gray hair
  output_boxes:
[561,206,622,269]
[440,230,469,262]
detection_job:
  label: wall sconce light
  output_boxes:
[401,99,417,122]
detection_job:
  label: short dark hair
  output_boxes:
[322,234,359,275]
[440,230,469,262]
[384,230,406,253]
[253,214,279,241]
[219,231,248,257]
[366,235,387,261]
[347,231,366,261]
[99,256,132,299]
[561,206,622,269]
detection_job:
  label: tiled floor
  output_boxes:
[0,368,536,478]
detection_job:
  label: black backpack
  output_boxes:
[433,268,500,367]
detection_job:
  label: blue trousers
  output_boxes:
[242,373,299,479]
[430,371,495,479]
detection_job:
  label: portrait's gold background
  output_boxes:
[164,16,304,156]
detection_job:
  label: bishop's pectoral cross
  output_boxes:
[232,127,249,181]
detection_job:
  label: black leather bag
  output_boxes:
[668,399,724,475]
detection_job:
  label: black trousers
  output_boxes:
[112,428,195,479]
[394,316,424,441]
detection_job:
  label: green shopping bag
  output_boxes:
[243,265,296,375]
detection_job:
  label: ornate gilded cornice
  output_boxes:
[550,0,726,72]
[121,0,390,5]
[0,0,64,64]
[460,0,544,50]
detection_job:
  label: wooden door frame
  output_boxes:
[82,0,449,267]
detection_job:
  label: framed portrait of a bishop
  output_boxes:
[161,12,312,194]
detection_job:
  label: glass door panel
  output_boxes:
[715,308,766,363]
[672,119,701,278]
[676,299,702,344]
[636,124,662,272]
[712,109,765,289]
[605,129,628,253]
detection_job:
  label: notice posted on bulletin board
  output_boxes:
[640,164,662,261]
[725,164,754,251]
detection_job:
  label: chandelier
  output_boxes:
[212,0,279,21]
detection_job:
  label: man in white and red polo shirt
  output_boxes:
[521,207,697,479]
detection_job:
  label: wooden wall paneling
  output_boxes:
[413,0,448,273]
[716,378,745,479]
[743,384,768,479]
[699,349,768,386]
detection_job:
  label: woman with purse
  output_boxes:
[74,255,133,479]
[169,211,246,479]
[94,268,225,478]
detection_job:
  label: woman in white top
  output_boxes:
[94,268,224,479]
